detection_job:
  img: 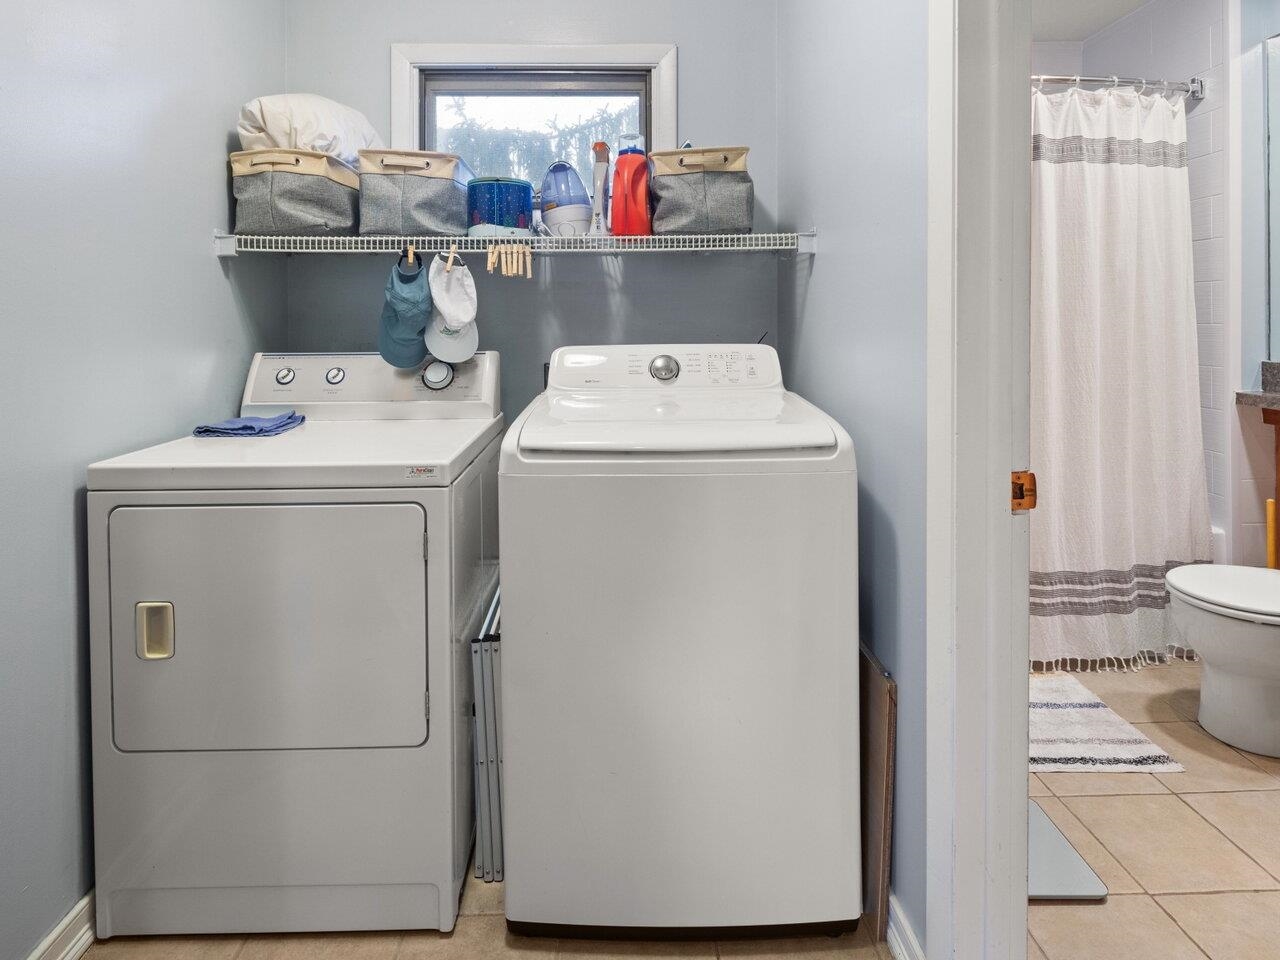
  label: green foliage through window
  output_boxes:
[437,95,640,184]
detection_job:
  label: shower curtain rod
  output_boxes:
[1032,74,1204,100]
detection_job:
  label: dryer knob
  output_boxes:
[422,361,454,390]
[649,355,680,381]
[274,367,295,385]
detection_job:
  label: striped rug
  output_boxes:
[1029,673,1183,773]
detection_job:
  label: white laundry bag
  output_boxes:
[237,94,383,168]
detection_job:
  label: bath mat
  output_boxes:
[1029,673,1183,773]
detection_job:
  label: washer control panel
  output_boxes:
[241,352,500,420]
[549,344,782,390]
[648,355,680,381]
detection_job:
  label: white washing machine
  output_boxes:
[498,344,861,934]
[87,352,501,937]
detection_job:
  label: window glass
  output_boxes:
[434,94,640,181]
[421,71,648,182]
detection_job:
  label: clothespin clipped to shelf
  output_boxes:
[445,243,457,273]
[406,243,415,266]
[485,242,533,279]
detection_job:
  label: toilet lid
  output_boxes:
[1166,564,1280,620]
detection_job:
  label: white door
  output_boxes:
[925,0,1032,955]
[109,502,428,751]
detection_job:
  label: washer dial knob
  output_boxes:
[649,354,680,382]
[422,361,454,390]
[325,367,346,385]
[274,367,295,385]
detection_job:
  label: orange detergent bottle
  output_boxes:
[609,132,651,236]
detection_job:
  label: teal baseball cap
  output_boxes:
[378,255,430,369]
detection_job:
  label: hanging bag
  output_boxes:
[230,149,359,235]
[649,146,754,235]
[358,150,475,236]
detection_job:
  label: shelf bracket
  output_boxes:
[796,231,817,256]
[213,231,238,258]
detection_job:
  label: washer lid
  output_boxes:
[517,390,837,454]
[1166,564,1280,618]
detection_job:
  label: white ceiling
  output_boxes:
[1032,0,1151,41]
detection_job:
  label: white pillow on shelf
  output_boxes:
[237,93,383,168]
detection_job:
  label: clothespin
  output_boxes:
[407,243,415,266]
[524,244,532,280]
[446,243,457,273]
[487,244,497,274]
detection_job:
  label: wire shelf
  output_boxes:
[214,231,813,257]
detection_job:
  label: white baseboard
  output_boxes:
[25,892,94,960]
[884,892,926,960]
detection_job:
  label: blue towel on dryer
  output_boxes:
[193,410,304,437]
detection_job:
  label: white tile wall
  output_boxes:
[1083,0,1229,526]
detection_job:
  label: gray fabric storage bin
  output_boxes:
[358,150,474,235]
[230,149,358,235]
[650,146,754,234]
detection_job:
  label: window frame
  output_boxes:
[389,43,677,153]
[418,69,651,163]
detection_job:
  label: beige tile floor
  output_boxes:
[85,871,888,960]
[1029,661,1280,960]
[81,660,1280,960]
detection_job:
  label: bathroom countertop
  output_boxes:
[1237,362,1280,410]
[1236,391,1280,410]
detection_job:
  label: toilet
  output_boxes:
[1166,564,1280,757]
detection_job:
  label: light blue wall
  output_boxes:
[776,0,928,940]
[282,0,781,417]
[1031,41,1083,75]
[0,4,287,958]
[3,5,935,954]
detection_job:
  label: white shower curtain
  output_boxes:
[1030,87,1212,668]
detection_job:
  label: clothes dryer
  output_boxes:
[88,352,501,936]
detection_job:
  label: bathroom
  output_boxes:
[1026,1,1280,958]
[2,2,1279,960]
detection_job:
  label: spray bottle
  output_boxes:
[589,141,610,235]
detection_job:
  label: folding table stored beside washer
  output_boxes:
[87,352,500,937]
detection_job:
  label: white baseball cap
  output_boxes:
[425,252,478,363]
[429,253,477,331]
[424,306,479,363]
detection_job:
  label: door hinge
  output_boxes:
[1011,470,1037,511]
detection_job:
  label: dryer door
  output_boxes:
[109,502,427,751]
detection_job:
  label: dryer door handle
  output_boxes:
[135,602,175,660]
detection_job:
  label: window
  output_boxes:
[419,70,650,182]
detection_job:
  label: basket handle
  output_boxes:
[248,152,304,167]
[380,157,432,170]
[678,153,731,168]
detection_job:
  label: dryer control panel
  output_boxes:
[548,344,783,390]
[241,352,500,420]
